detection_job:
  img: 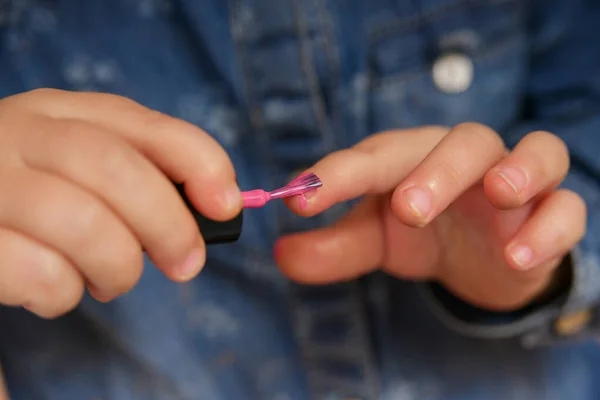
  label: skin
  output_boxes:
[0,95,585,392]
[0,89,243,318]
[277,124,586,311]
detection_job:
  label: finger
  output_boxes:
[275,197,384,283]
[14,89,241,220]
[0,168,143,300]
[285,126,449,216]
[391,123,506,227]
[484,131,570,209]
[0,227,84,319]
[504,189,586,272]
[20,116,204,281]
[0,364,7,400]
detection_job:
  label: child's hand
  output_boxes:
[277,124,585,311]
[0,89,242,318]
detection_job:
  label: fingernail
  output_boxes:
[402,187,431,220]
[224,184,242,211]
[509,244,534,270]
[176,248,205,280]
[496,166,528,193]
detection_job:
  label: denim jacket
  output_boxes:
[1,0,600,399]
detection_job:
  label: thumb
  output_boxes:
[275,197,384,284]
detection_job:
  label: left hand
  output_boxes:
[275,123,586,311]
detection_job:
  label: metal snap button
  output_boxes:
[554,309,592,336]
[432,52,474,94]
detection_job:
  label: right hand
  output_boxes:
[0,88,242,318]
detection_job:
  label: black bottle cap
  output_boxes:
[174,182,243,245]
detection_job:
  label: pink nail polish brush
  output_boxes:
[173,173,322,246]
[241,172,322,208]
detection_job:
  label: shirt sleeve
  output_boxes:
[419,0,600,348]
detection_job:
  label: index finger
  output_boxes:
[285,126,449,216]
[13,89,242,221]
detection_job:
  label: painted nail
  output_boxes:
[402,187,431,220]
[496,166,528,193]
[509,244,534,270]
[176,248,205,280]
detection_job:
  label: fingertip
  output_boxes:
[220,183,244,218]
[184,179,243,222]
[390,186,429,227]
[169,245,206,282]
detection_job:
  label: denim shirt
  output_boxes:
[2,0,600,399]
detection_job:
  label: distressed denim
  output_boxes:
[1,0,600,399]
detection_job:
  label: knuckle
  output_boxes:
[35,256,85,318]
[59,122,147,189]
[561,189,587,234]
[199,151,230,182]
[417,125,452,138]
[141,108,183,134]
[528,130,569,157]
[70,200,107,241]
[454,122,504,151]
[347,146,390,192]
[17,88,64,103]
[24,87,62,100]
[97,92,140,108]
[558,188,586,212]
[433,158,465,186]
[355,132,391,152]
[9,89,64,112]
[547,190,587,247]
[105,244,144,294]
[140,110,233,178]
[96,140,144,187]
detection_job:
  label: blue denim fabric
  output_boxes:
[1,0,600,399]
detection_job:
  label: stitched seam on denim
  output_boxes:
[230,0,264,134]
[229,0,286,252]
[371,33,524,89]
[314,0,342,151]
[368,0,520,40]
[283,1,377,397]
[291,0,332,152]
[289,282,380,400]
